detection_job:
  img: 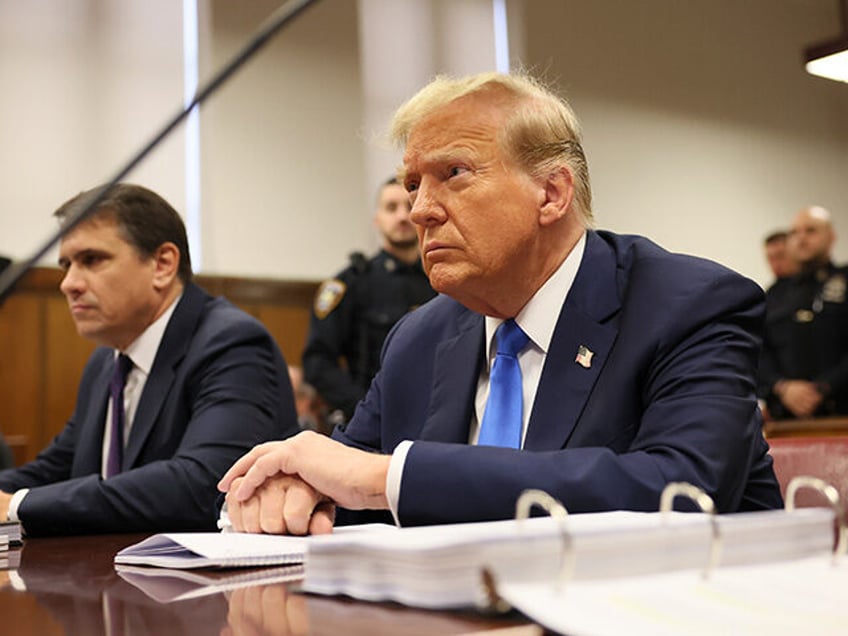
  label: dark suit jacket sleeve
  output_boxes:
[1,288,298,536]
[335,235,781,526]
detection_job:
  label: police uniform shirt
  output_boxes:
[759,262,848,418]
[303,249,436,420]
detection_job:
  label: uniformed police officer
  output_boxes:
[302,177,435,424]
[758,206,848,420]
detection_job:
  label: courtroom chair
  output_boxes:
[767,436,848,510]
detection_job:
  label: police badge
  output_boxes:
[821,274,846,304]
[314,279,347,319]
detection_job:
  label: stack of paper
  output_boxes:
[498,552,848,635]
[301,508,835,609]
[0,527,22,570]
[0,521,22,546]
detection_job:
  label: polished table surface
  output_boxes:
[0,533,541,636]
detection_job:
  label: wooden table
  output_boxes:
[0,533,540,635]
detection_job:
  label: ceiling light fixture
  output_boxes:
[805,0,848,83]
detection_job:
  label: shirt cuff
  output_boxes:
[7,489,28,524]
[217,502,233,533]
[386,440,413,527]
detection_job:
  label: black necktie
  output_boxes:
[105,354,133,478]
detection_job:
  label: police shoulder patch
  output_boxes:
[314,279,347,319]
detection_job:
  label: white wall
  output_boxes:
[198,0,366,279]
[0,0,845,290]
[0,0,184,268]
[513,0,848,288]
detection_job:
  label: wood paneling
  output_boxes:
[763,417,848,439]
[0,294,42,448]
[0,268,317,464]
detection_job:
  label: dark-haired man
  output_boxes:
[0,184,298,535]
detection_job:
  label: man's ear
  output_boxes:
[151,242,180,290]
[539,166,575,227]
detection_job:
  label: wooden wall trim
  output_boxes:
[15,267,319,306]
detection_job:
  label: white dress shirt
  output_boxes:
[385,233,587,524]
[99,296,180,478]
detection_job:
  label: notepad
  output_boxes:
[115,532,309,569]
[114,523,397,569]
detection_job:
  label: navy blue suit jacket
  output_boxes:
[334,231,782,526]
[0,283,299,535]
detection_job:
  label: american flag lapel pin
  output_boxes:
[575,344,594,368]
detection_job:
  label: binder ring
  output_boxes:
[516,489,573,587]
[480,489,572,613]
[660,482,722,579]
[515,489,569,521]
[785,475,847,560]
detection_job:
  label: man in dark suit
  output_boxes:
[219,72,782,534]
[0,184,298,535]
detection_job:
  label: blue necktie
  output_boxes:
[105,354,133,478]
[479,320,529,448]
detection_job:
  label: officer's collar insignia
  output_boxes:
[314,279,347,319]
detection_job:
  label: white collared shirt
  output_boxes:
[386,233,587,524]
[100,294,181,478]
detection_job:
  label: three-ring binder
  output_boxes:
[481,476,847,612]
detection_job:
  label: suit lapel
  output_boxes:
[74,353,113,475]
[122,284,207,469]
[524,232,622,451]
[417,310,484,443]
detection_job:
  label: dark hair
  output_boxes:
[376,176,403,205]
[764,230,788,246]
[54,183,193,282]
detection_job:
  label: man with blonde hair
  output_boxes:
[220,72,781,535]
[759,205,848,419]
